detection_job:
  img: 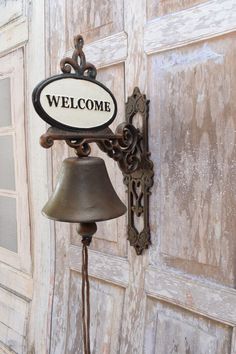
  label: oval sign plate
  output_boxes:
[32,74,117,131]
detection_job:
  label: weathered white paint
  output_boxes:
[26,0,55,352]
[0,48,31,274]
[144,0,236,54]
[0,262,33,300]
[0,342,15,354]
[231,328,236,354]
[0,287,29,353]
[29,0,236,353]
[65,32,128,69]
[0,0,23,28]
[69,245,129,287]
[146,267,236,326]
[0,17,28,56]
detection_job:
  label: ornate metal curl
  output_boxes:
[60,35,97,79]
[94,88,154,254]
[123,87,154,254]
[39,88,153,254]
[66,139,91,157]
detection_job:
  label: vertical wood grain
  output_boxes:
[148,34,236,287]
[26,0,54,352]
[119,0,148,353]
[147,0,207,19]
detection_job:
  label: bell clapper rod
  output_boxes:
[77,222,97,354]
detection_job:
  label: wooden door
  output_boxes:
[47,0,236,353]
[0,1,53,353]
[0,2,33,353]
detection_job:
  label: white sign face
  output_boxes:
[32,75,117,130]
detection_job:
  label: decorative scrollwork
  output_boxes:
[123,87,154,255]
[60,35,97,79]
[39,87,153,255]
[97,88,154,254]
[66,139,91,157]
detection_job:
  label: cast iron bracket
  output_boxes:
[39,35,154,255]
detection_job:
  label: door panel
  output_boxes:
[0,3,33,353]
[48,0,236,353]
[0,0,23,28]
[147,0,208,18]
[144,299,232,354]
[70,63,127,257]
[66,0,123,45]
[65,272,125,353]
[148,34,236,287]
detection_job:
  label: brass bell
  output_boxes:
[43,156,127,222]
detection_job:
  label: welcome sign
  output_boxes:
[32,74,117,131]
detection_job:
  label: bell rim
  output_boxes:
[41,204,127,223]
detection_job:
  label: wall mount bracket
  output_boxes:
[39,35,154,255]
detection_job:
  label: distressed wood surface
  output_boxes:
[148,34,236,286]
[46,0,236,353]
[144,298,231,354]
[48,2,72,353]
[64,32,127,70]
[0,287,29,353]
[0,0,23,28]
[0,322,25,354]
[0,287,29,336]
[69,245,129,287]
[26,0,54,353]
[146,266,236,326]
[65,272,125,353]
[147,0,207,19]
[0,17,27,56]
[144,0,236,54]
[0,342,15,354]
[0,48,31,274]
[0,2,35,353]
[0,262,33,300]
[119,0,148,353]
[231,328,236,354]
[65,0,123,46]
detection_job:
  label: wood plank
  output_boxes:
[0,0,23,28]
[69,245,129,287]
[145,266,236,326]
[0,287,28,336]
[144,0,236,54]
[64,31,127,69]
[0,262,33,300]
[65,271,125,353]
[119,0,148,352]
[0,322,25,354]
[0,18,28,55]
[26,0,54,353]
[231,327,236,354]
[0,342,15,354]
[147,0,207,19]
[144,297,231,354]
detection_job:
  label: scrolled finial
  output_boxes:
[60,35,97,79]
